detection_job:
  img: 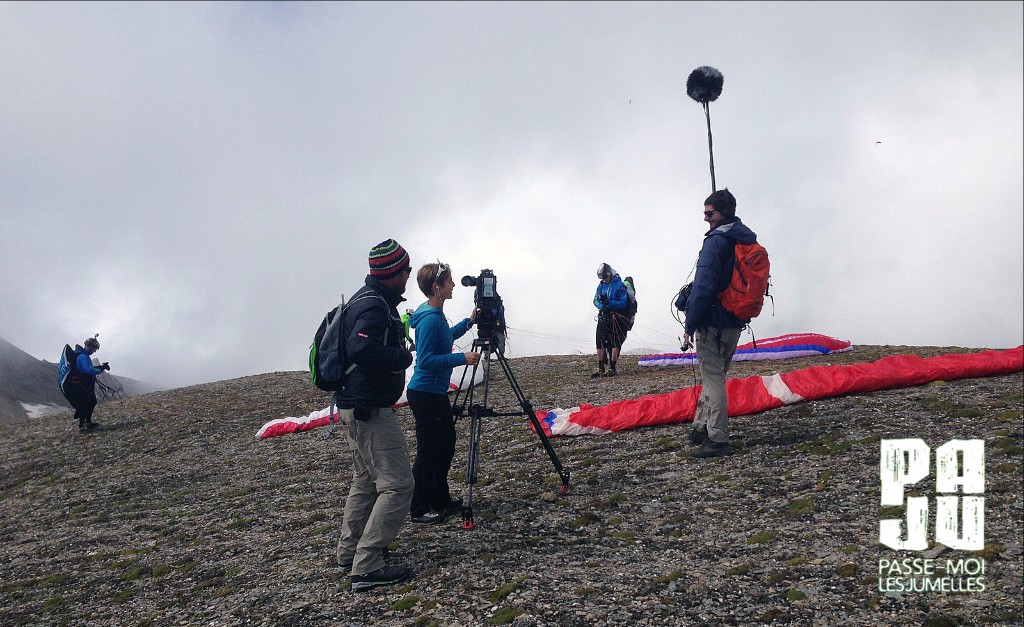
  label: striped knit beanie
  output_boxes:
[368,239,410,279]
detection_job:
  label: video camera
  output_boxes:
[461,269,507,349]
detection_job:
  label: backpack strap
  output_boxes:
[350,292,394,347]
[324,294,347,439]
[326,394,339,439]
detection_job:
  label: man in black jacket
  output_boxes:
[335,239,417,592]
[680,189,757,459]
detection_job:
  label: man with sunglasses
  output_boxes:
[335,239,417,592]
[679,188,757,458]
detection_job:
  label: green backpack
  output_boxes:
[622,276,637,330]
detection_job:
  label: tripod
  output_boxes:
[452,335,571,529]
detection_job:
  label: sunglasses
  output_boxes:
[433,262,449,284]
[703,209,717,218]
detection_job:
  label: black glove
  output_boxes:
[599,294,609,305]
[100,362,111,371]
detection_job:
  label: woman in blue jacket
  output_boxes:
[406,262,480,524]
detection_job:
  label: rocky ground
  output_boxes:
[1,345,1021,626]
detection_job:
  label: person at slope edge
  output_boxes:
[677,188,756,458]
[406,262,480,525]
[67,336,110,433]
[592,263,629,377]
[335,239,417,593]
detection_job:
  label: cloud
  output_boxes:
[1,2,1020,389]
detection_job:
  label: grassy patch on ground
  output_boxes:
[748,531,776,545]
[787,498,815,516]
[490,576,529,603]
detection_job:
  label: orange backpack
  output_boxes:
[718,242,771,321]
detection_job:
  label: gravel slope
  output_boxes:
[1,345,1021,626]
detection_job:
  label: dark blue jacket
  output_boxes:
[335,276,414,410]
[594,275,628,312]
[407,302,472,395]
[684,218,757,335]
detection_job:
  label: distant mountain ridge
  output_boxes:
[0,336,153,423]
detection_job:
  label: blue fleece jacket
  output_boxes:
[407,302,473,394]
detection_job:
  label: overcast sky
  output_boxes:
[2,2,1022,390]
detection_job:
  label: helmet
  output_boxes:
[84,337,100,351]
[596,263,612,279]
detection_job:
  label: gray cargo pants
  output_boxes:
[336,407,414,575]
[693,326,742,444]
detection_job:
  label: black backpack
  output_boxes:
[308,292,387,392]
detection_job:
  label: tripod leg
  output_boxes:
[451,348,481,418]
[496,352,571,491]
[525,408,571,492]
[462,408,481,529]
[461,343,492,529]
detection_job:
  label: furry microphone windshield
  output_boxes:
[686,66,725,192]
[686,66,724,104]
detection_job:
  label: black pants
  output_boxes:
[65,384,97,426]
[595,312,627,349]
[407,389,457,516]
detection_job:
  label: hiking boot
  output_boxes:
[338,547,390,572]
[691,440,735,458]
[78,424,89,433]
[410,510,445,525]
[689,425,708,446]
[85,421,101,431]
[590,370,606,378]
[438,497,463,512]
[351,564,411,592]
[607,368,617,377]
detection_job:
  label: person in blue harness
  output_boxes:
[67,337,110,432]
[592,263,629,377]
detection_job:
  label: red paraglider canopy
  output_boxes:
[538,346,1023,437]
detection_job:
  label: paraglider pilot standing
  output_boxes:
[63,337,110,433]
[592,263,629,378]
